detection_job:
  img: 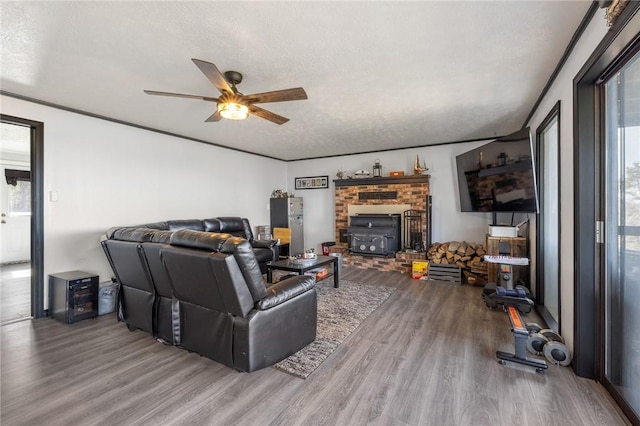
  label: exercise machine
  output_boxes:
[489,286,548,373]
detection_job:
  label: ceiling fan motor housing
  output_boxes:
[224,70,243,87]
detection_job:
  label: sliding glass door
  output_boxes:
[603,48,640,418]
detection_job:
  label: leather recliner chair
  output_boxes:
[162,230,316,371]
[101,227,159,335]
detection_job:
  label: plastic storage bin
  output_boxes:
[98,280,118,315]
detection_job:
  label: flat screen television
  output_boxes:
[456,127,539,213]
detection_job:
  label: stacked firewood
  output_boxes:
[427,241,488,285]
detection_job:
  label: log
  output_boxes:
[456,242,468,255]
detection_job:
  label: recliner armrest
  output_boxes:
[257,275,316,310]
[251,239,278,249]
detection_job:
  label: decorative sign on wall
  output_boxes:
[295,175,329,190]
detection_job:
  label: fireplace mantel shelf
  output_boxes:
[334,174,430,187]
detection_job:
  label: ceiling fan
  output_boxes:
[144,59,307,125]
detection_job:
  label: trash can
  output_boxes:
[321,241,336,256]
[98,279,118,315]
[329,252,343,272]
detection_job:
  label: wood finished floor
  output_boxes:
[0,267,630,426]
[0,262,31,325]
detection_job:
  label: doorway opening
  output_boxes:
[1,123,31,324]
[0,115,45,324]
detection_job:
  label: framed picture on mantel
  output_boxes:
[295,175,329,190]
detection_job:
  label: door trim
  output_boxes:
[0,114,45,319]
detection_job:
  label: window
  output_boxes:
[536,102,561,330]
[8,180,31,215]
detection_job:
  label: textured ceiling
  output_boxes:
[1,1,591,161]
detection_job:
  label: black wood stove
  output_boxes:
[346,214,401,257]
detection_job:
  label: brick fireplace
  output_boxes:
[332,175,431,274]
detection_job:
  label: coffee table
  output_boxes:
[266,255,339,288]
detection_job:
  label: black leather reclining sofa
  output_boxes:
[105,217,278,273]
[101,218,316,372]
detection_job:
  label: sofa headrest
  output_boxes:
[203,218,222,232]
[105,227,122,240]
[215,217,245,233]
[111,227,158,243]
[170,229,233,251]
[220,237,267,301]
[106,221,169,239]
[150,230,173,244]
[167,219,205,232]
[140,221,170,230]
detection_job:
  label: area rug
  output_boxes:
[273,279,396,379]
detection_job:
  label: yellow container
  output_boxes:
[412,261,429,279]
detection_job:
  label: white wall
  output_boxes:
[285,143,496,254]
[525,13,609,349]
[1,95,287,306]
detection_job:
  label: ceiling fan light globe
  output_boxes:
[218,102,249,120]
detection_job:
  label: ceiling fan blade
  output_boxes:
[243,87,307,104]
[144,90,218,102]
[205,110,223,122]
[191,59,234,95]
[248,105,289,125]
